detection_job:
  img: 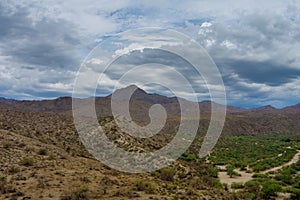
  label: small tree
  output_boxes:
[259,183,281,199]
[244,180,260,195]
[226,165,239,178]
[226,165,234,178]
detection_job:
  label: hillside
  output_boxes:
[1,86,300,199]
[0,107,233,199]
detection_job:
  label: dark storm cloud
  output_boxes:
[113,48,192,68]
[0,3,81,69]
[218,60,300,86]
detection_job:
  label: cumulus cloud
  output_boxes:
[0,0,300,107]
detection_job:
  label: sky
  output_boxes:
[0,0,300,108]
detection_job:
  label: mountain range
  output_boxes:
[0,85,300,135]
[0,85,294,114]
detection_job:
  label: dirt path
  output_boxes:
[217,150,300,188]
[263,150,300,173]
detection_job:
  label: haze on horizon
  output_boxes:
[0,0,300,109]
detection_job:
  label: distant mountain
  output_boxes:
[110,85,184,104]
[1,85,300,135]
[0,97,18,104]
[249,105,277,112]
[0,97,73,113]
[0,85,298,117]
[282,103,300,113]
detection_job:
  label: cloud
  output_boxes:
[0,0,300,108]
[218,59,300,86]
[0,5,81,69]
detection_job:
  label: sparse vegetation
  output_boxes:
[2,141,11,149]
[2,97,300,199]
[0,176,6,182]
[180,152,197,161]
[133,179,157,194]
[159,167,176,181]
[231,182,244,189]
[37,148,48,155]
[20,157,34,166]
[61,185,89,200]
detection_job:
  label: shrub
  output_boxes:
[242,192,256,199]
[231,182,244,189]
[259,182,281,199]
[61,185,89,200]
[288,188,300,200]
[38,148,48,155]
[226,165,240,178]
[79,185,88,193]
[180,153,196,161]
[208,166,219,178]
[226,165,234,177]
[244,180,260,194]
[0,176,6,182]
[160,168,175,181]
[20,157,34,166]
[65,185,88,200]
[6,165,20,174]
[48,152,55,160]
[2,141,11,149]
[252,173,268,179]
[212,179,223,188]
[24,146,33,152]
[133,179,157,194]
[294,180,300,189]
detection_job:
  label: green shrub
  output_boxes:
[160,167,175,181]
[231,182,244,189]
[212,179,223,188]
[79,185,88,193]
[20,157,34,166]
[259,182,281,199]
[0,176,6,182]
[226,165,240,178]
[274,172,293,185]
[287,188,300,199]
[180,153,196,161]
[244,180,260,194]
[133,179,157,194]
[239,163,247,171]
[294,180,300,189]
[242,192,256,199]
[252,173,268,179]
[208,166,219,178]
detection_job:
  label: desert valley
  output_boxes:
[1,86,300,199]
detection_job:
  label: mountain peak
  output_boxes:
[251,105,276,112]
[111,85,148,101]
[125,84,139,90]
[262,105,276,109]
[114,85,147,95]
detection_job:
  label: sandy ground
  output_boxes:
[218,170,253,186]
